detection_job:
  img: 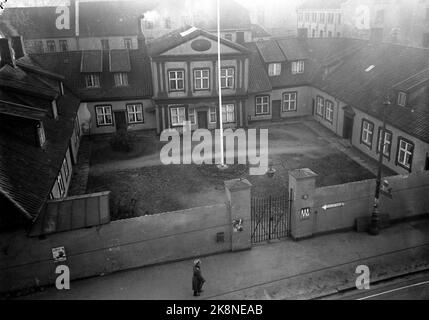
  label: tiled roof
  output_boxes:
[245,42,272,94]
[256,40,286,63]
[0,60,81,220]
[277,38,310,60]
[147,26,251,57]
[81,51,103,73]
[393,68,429,92]
[30,48,153,101]
[307,39,429,143]
[251,24,271,38]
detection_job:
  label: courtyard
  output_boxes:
[85,122,378,220]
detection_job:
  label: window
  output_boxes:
[168,70,185,91]
[222,104,235,123]
[225,33,233,41]
[62,157,70,181]
[188,108,196,124]
[320,30,324,38]
[170,106,186,126]
[312,12,317,22]
[221,67,234,88]
[298,13,303,22]
[46,40,56,52]
[361,119,374,148]
[316,96,324,116]
[209,107,217,123]
[34,40,44,53]
[59,40,68,52]
[124,38,133,49]
[319,12,325,23]
[375,10,385,24]
[56,171,66,197]
[325,100,334,122]
[114,72,129,87]
[95,105,113,126]
[127,103,144,123]
[282,92,297,111]
[305,12,310,22]
[85,74,100,88]
[37,123,46,147]
[337,13,341,24]
[194,69,210,90]
[397,138,414,170]
[101,39,110,50]
[398,92,407,107]
[328,12,334,24]
[377,128,392,158]
[255,95,270,115]
[268,63,281,76]
[328,31,332,38]
[292,61,305,74]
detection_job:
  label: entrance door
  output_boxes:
[343,115,354,140]
[197,111,208,129]
[272,100,281,120]
[114,111,127,131]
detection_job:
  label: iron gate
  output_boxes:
[251,192,291,243]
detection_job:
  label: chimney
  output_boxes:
[137,14,148,53]
[11,36,26,59]
[0,38,16,68]
[369,28,383,44]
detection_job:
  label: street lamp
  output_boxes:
[369,96,391,236]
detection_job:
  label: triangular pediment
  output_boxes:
[160,35,242,56]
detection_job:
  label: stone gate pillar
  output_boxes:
[288,168,318,240]
[224,178,252,251]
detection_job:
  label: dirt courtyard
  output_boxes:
[86,123,375,220]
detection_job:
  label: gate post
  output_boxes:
[224,178,252,251]
[288,168,318,240]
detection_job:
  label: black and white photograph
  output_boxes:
[1,0,429,307]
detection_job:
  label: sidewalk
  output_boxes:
[16,219,429,300]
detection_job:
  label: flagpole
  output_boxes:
[217,0,224,167]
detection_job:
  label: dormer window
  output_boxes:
[85,74,100,88]
[36,122,46,147]
[268,63,281,76]
[292,60,305,74]
[114,72,129,87]
[398,91,407,107]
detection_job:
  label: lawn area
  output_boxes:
[86,124,376,220]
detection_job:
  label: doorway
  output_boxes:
[272,100,281,120]
[343,115,354,140]
[114,111,127,131]
[197,111,208,129]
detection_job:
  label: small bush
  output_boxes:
[109,131,134,152]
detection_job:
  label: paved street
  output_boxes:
[13,219,429,300]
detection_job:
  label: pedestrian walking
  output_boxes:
[192,259,205,296]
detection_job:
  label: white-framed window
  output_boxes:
[312,12,317,22]
[124,38,133,49]
[328,12,334,24]
[194,69,210,90]
[101,39,110,50]
[377,128,392,158]
[85,74,100,88]
[222,104,235,123]
[316,96,324,116]
[397,138,414,170]
[46,40,56,52]
[256,95,270,115]
[59,39,68,52]
[292,60,305,74]
[209,107,217,123]
[188,108,196,124]
[114,73,129,87]
[56,171,66,197]
[305,12,310,22]
[221,67,234,88]
[127,103,144,123]
[361,119,374,147]
[168,70,185,91]
[170,106,186,126]
[268,63,281,76]
[398,91,407,107]
[224,33,233,41]
[319,12,325,22]
[62,156,70,181]
[95,105,113,126]
[325,100,334,122]
[282,92,297,111]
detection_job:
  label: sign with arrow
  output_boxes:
[322,202,345,210]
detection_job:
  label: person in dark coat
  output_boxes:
[192,259,205,296]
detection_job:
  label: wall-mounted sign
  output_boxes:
[52,246,67,262]
[322,202,345,210]
[300,208,311,220]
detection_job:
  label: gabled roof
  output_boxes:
[245,42,272,94]
[147,26,251,57]
[0,59,81,220]
[30,48,153,101]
